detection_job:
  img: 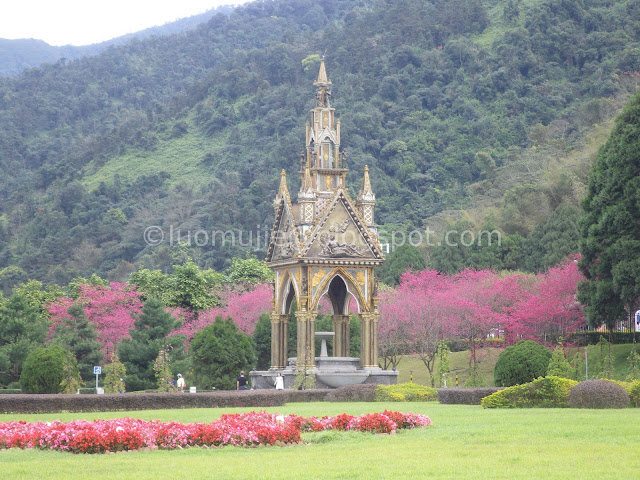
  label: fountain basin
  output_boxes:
[316,372,369,388]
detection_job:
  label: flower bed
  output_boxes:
[0,411,432,454]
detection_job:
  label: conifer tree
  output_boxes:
[118,298,183,391]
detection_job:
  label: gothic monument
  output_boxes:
[249,60,398,389]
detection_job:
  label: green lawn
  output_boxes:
[1,402,638,479]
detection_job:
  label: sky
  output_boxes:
[1,1,249,46]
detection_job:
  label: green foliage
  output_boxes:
[437,341,451,387]
[118,298,183,391]
[464,364,488,387]
[377,245,426,286]
[494,340,552,387]
[154,347,176,392]
[0,289,49,386]
[628,380,640,407]
[375,383,438,402]
[253,313,271,370]
[626,343,640,381]
[103,353,126,394]
[579,90,640,329]
[190,316,256,390]
[547,346,573,379]
[1,0,638,283]
[481,376,578,408]
[50,303,103,383]
[225,256,274,285]
[20,345,80,394]
[568,379,630,409]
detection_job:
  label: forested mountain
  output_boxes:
[0,5,235,76]
[1,0,639,291]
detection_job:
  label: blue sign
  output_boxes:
[93,366,102,375]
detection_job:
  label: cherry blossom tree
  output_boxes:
[47,283,143,360]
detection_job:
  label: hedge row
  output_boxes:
[0,390,331,414]
[437,388,503,405]
[566,332,639,345]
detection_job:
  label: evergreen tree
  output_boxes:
[547,346,573,379]
[0,291,48,386]
[103,353,126,393]
[253,313,271,371]
[118,298,182,391]
[190,316,256,390]
[51,303,103,383]
[579,91,640,329]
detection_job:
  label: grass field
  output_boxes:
[396,343,638,387]
[1,402,639,479]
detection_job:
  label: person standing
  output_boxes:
[274,372,284,390]
[237,371,249,390]
[177,373,185,392]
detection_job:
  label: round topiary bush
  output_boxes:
[568,380,630,409]
[494,340,552,387]
[20,345,80,394]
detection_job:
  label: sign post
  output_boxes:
[94,366,102,390]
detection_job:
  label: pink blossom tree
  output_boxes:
[47,283,143,360]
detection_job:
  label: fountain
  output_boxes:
[313,331,370,388]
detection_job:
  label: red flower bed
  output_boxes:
[0,411,431,454]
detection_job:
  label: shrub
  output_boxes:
[190,316,256,390]
[481,376,578,408]
[494,340,552,387]
[568,380,629,409]
[437,388,502,405]
[325,384,377,402]
[375,383,438,402]
[627,380,640,408]
[19,346,81,394]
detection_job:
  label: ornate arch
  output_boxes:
[277,270,299,315]
[311,268,367,313]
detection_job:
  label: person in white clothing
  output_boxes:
[177,373,185,392]
[274,372,284,390]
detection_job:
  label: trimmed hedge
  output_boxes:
[437,388,503,405]
[0,389,332,414]
[325,384,378,402]
[566,332,637,345]
[481,376,577,408]
[0,390,22,395]
[375,383,438,402]
[568,380,629,409]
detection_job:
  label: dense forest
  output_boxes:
[1,0,640,290]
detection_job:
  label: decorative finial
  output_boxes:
[302,160,313,191]
[278,169,289,196]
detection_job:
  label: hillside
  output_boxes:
[1,0,639,289]
[0,6,234,76]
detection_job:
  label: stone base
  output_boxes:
[249,357,399,390]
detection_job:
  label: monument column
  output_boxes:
[295,310,316,367]
[359,312,379,368]
[332,314,350,357]
[270,313,288,369]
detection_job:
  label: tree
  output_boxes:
[47,282,143,360]
[190,316,256,390]
[0,291,48,386]
[377,245,426,286]
[50,303,103,383]
[494,340,551,387]
[579,91,640,330]
[103,353,126,393]
[154,346,175,392]
[253,313,271,370]
[225,256,274,286]
[547,346,573,379]
[507,257,585,344]
[20,345,80,394]
[118,298,183,391]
